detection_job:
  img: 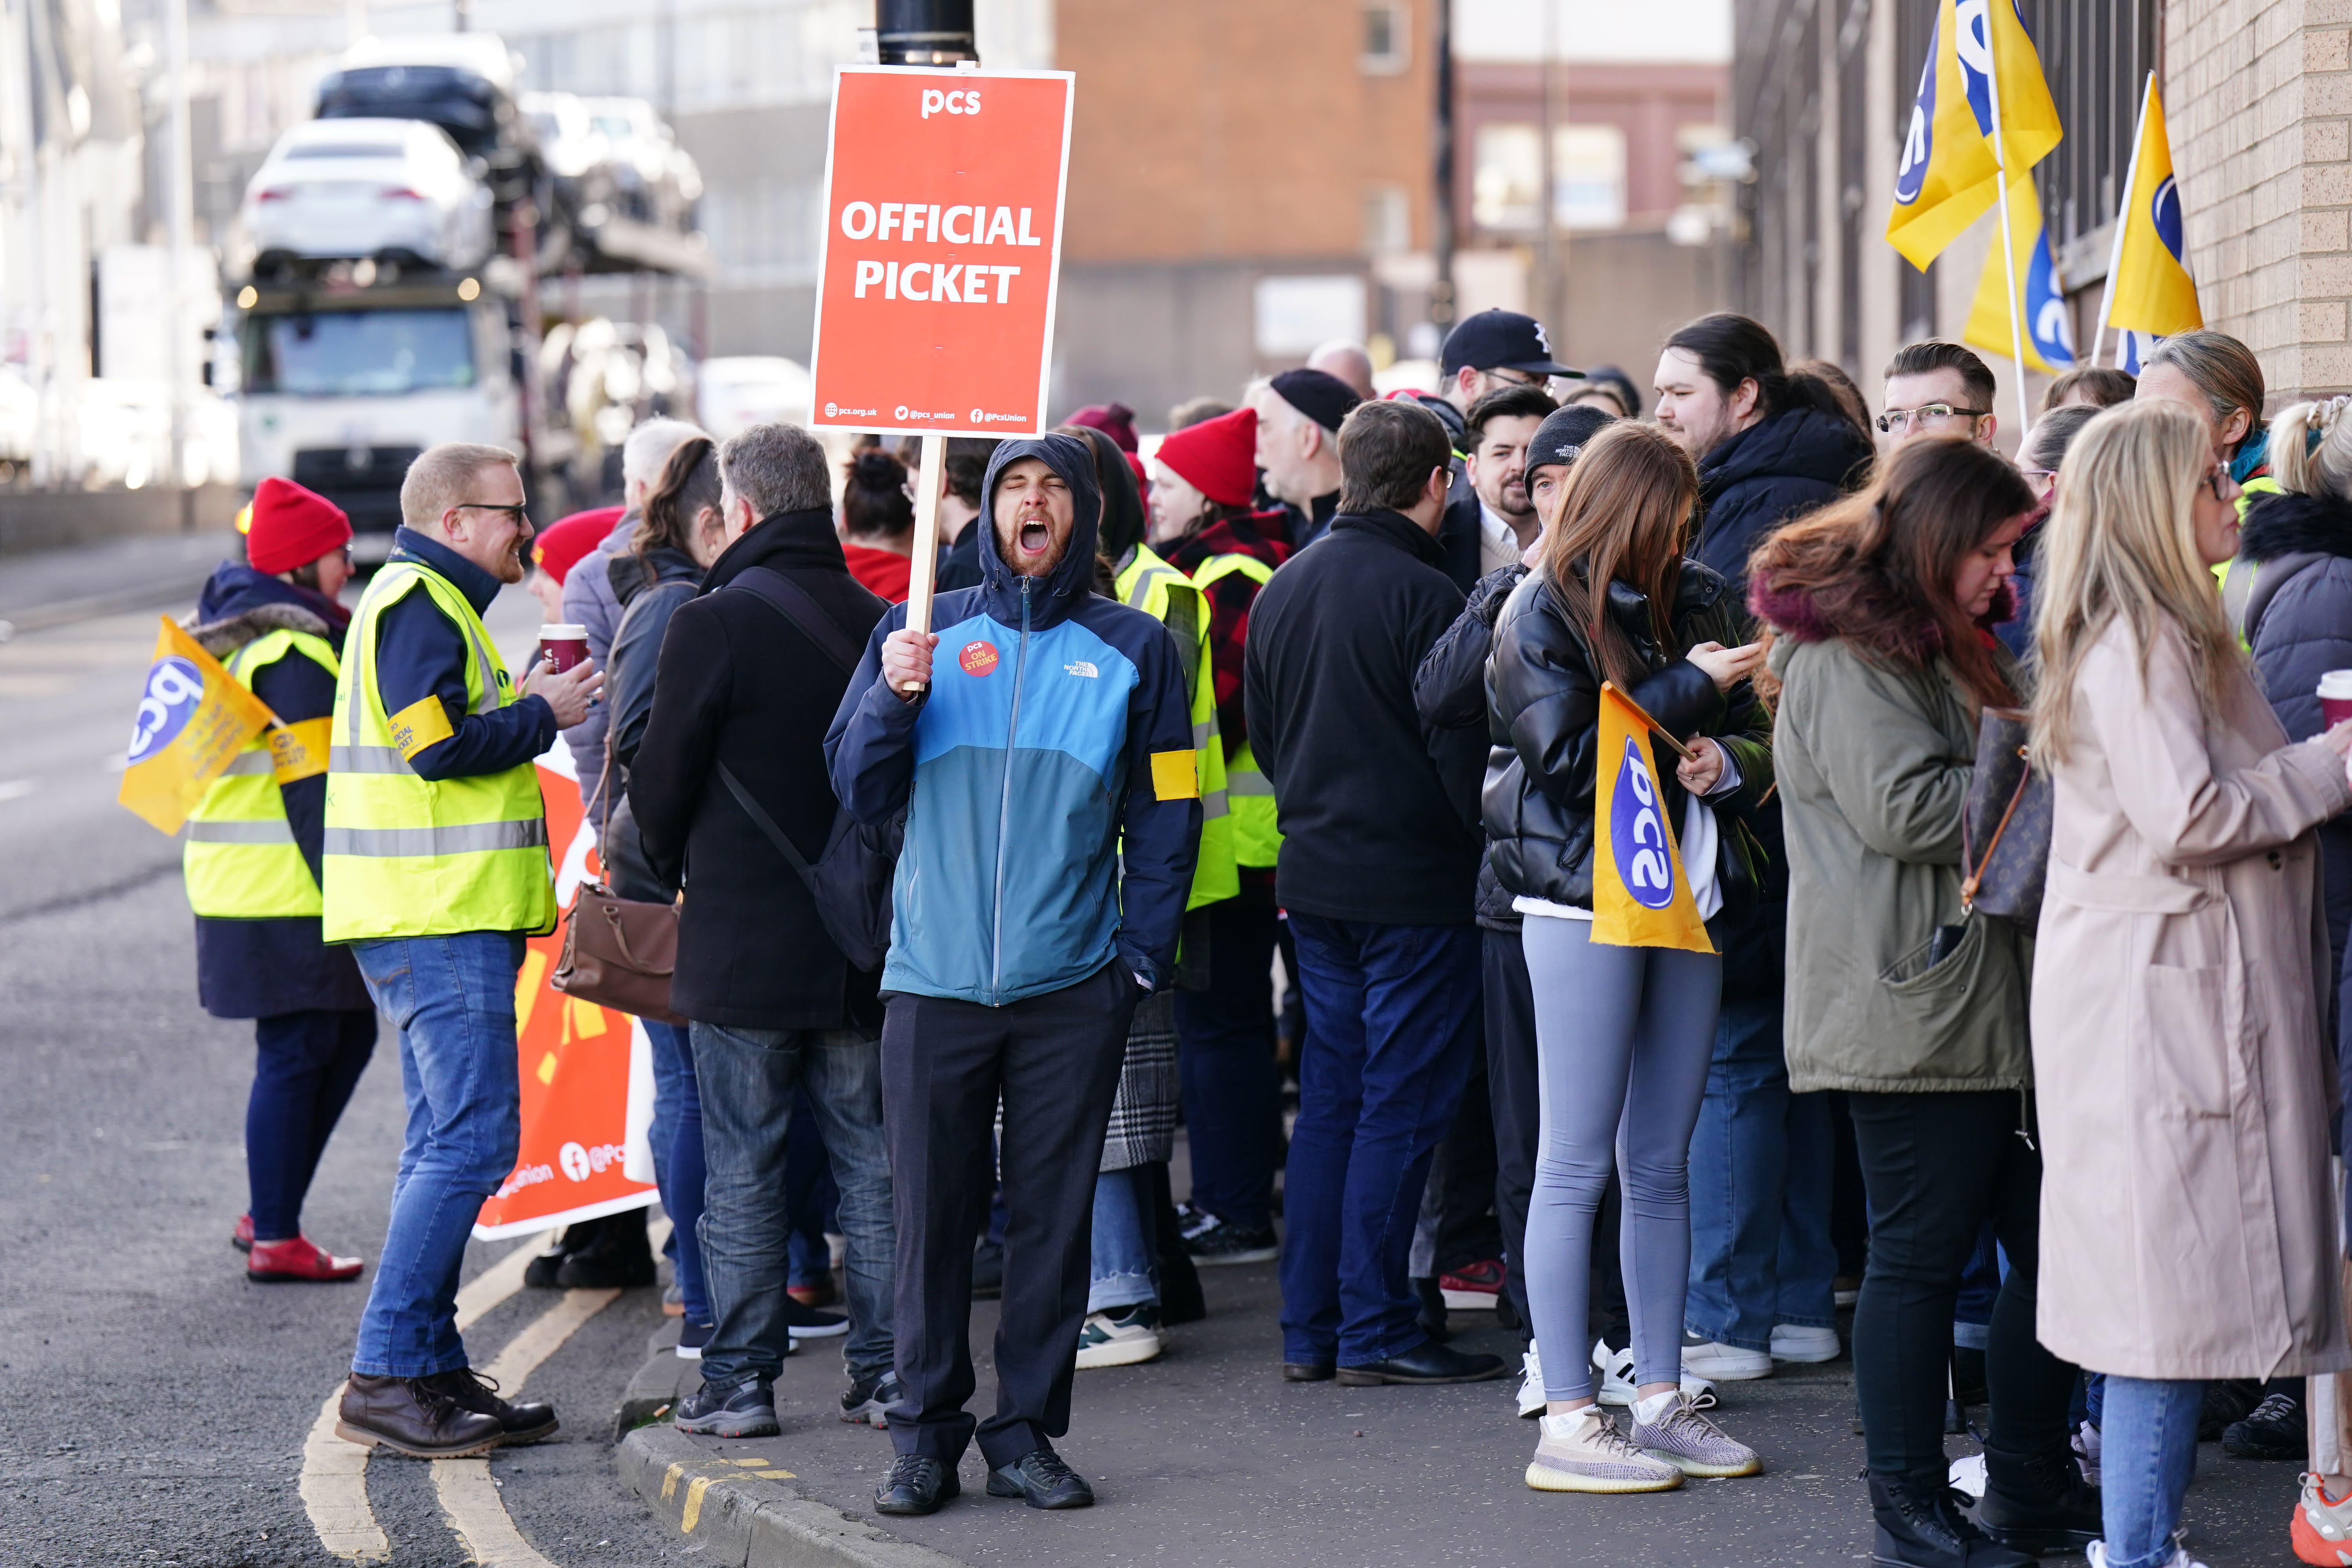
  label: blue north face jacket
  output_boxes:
[825,434,1202,1006]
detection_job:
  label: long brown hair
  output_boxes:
[1538,421,1700,690]
[1747,434,2032,711]
[633,435,722,568]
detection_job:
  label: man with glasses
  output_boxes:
[1879,341,2000,448]
[1422,309,1581,593]
[325,443,603,1459]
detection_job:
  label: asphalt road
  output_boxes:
[0,555,686,1567]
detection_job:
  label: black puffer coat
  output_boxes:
[1483,559,1773,915]
[1693,408,1873,595]
[1415,563,1528,930]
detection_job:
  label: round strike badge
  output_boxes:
[958,640,1000,677]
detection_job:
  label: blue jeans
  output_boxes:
[2099,1376,2203,1568]
[1089,1165,1158,1314]
[643,1020,710,1325]
[1683,994,1838,1352]
[786,1087,840,1290]
[348,933,525,1378]
[1279,915,1481,1368]
[690,1021,895,1387]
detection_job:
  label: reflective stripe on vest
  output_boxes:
[183,626,340,919]
[322,560,555,942]
[1186,552,1282,867]
[1114,546,1238,909]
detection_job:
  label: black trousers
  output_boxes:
[881,962,1137,1467]
[1847,1090,2077,1481]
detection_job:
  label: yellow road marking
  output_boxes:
[755,1469,796,1479]
[433,1457,561,1568]
[299,1383,388,1564]
[682,1474,715,1532]
[476,1287,621,1391]
[662,1461,683,1500]
[452,1238,537,1332]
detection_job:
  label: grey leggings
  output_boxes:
[1520,914,1721,1399]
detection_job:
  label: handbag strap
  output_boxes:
[717,761,816,881]
[1960,742,2033,911]
[729,565,867,675]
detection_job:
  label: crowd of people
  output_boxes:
[176,297,2352,1568]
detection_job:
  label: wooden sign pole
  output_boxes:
[900,432,947,693]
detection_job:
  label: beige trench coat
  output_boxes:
[2033,618,2352,1379]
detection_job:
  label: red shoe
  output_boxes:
[1439,1258,1505,1311]
[789,1280,840,1309]
[232,1213,254,1253]
[248,1236,364,1283]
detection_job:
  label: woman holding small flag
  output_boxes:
[1752,436,2095,1567]
[1483,419,1773,1494]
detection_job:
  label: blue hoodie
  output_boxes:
[826,434,1202,1005]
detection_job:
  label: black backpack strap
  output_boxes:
[730,565,867,675]
[716,761,813,877]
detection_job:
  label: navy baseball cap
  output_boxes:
[1439,309,1580,379]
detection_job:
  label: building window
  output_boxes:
[1362,183,1410,255]
[1361,2,1409,74]
[1472,123,1628,234]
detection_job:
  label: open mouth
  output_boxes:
[1017,518,1051,555]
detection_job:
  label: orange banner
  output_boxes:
[472,753,657,1239]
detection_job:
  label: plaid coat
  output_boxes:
[1099,991,1179,1171]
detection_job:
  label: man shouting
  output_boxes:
[827,434,1201,1517]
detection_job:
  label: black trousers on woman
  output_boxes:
[1847,1089,2077,1483]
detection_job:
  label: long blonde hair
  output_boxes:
[2030,399,2242,764]
[2268,394,2352,499]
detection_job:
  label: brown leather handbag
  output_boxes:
[1960,705,2052,930]
[550,753,686,1025]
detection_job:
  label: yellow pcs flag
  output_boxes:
[117,616,279,835]
[1965,174,2077,375]
[2109,74,2202,337]
[1590,684,1713,955]
[1887,0,2063,270]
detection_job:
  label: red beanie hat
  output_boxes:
[1067,402,1139,453]
[1155,406,1258,509]
[530,507,622,586]
[244,476,352,575]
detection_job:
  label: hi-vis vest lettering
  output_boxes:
[1187,552,1281,869]
[321,561,554,942]
[183,628,339,919]
[1117,546,1238,909]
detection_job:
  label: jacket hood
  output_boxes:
[1411,391,1469,449]
[612,544,702,608]
[1750,570,2012,662]
[701,505,848,594]
[190,561,342,652]
[1700,407,1873,499]
[978,433,1103,627]
[2239,488,2352,565]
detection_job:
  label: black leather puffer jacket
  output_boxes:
[1483,558,1772,913]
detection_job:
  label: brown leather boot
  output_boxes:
[419,1367,559,1445]
[336,1373,503,1458]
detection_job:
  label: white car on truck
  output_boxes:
[239,118,494,275]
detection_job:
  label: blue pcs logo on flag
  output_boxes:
[1591,684,1713,954]
[127,656,206,766]
[1608,735,1678,913]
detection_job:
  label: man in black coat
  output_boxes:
[1243,398,1504,1388]
[628,422,898,1441]
[1424,309,1579,592]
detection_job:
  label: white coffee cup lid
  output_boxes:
[2321,670,2352,698]
[541,623,588,639]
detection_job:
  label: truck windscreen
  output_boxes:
[242,307,476,397]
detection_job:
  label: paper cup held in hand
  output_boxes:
[2320,670,2352,730]
[538,623,590,673]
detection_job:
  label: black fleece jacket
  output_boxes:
[1245,506,1485,925]
[628,509,887,1029]
[1693,408,1873,596]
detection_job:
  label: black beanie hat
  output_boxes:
[1524,404,1618,479]
[1269,368,1362,435]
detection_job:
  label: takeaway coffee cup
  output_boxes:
[537,623,590,674]
[2321,670,2352,730]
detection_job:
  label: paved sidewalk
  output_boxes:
[622,1259,2300,1566]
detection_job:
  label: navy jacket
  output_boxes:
[374,528,555,779]
[827,435,1201,1004]
[188,564,371,1018]
[1692,408,1873,597]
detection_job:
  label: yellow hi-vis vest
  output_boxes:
[322,559,555,942]
[183,627,338,918]
[1117,544,1238,909]
[1187,551,1281,869]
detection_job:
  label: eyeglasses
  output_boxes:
[1485,368,1547,390]
[2203,465,2233,502]
[1875,403,1992,434]
[454,501,528,526]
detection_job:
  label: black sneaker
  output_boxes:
[418,1367,558,1446]
[779,1296,848,1338]
[555,1211,657,1289]
[672,1377,779,1438]
[2200,1378,2264,1441]
[875,1453,958,1515]
[2223,1391,2308,1460]
[841,1370,902,1428]
[1182,1216,1278,1266]
[676,1321,714,1361]
[986,1447,1094,1509]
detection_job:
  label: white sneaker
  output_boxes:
[2085,1545,2210,1568]
[1593,1338,1718,1406]
[1072,1303,1162,1369]
[1516,1348,1545,1418]
[1524,1406,1682,1493]
[1768,1323,1840,1363]
[1680,1334,1773,1381]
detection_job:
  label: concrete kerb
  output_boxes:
[617,1424,968,1568]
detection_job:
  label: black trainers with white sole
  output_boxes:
[841,1370,902,1427]
[1182,1216,1280,1265]
[676,1320,714,1360]
[672,1377,779,1438]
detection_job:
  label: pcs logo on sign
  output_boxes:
[127,656,205,765]
[920,88,981,119]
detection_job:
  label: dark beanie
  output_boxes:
[1269,368,1361,435]
[1066,402,1138,453]
[1524,405,1618,479]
